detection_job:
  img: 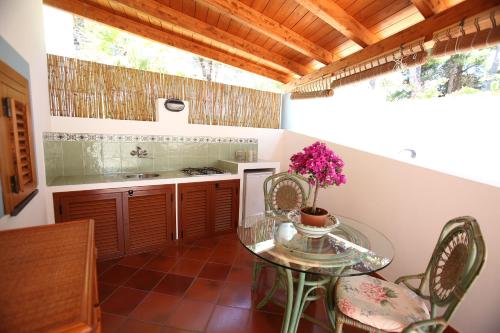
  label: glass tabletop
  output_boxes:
[237,212,394,277]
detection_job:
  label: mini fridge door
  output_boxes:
[243,170,274,220]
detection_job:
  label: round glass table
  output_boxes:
[237,213,394,333]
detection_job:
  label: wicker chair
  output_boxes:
[252,172,311,289]
[263,171,311,214]
[331,216,486,333]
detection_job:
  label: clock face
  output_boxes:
[164,98,185,112]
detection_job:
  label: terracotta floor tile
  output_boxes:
[182,246,214,261]
[192,238,220,249]
[123,269,165,291]
[98,282,118,303]
[297,319,332,333]
[115,318,162,333]
[161,328,193,333]
[208,250,237,265]
[144,255,178,272]
[97,259,120,276]
[226,266,253,284]
[206,305,251,333]
[118,253,154,268]
[246,310,283,333]
[233,249,256,268]
[129,292,181,324]
[153,274,194,296]
[101,287,147,316]
[184,278,224,303]
[165,299,215,332]
[198,262,231,281]
[218,282,253,309]
[100,265,138,285]
[97,233,339,333]
[101,312,126,333]
[170,258,205,277]
[159,245,190,258]
[213,242,240,253]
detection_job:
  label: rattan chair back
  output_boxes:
[263,172,311,214]
[422,216,486,323]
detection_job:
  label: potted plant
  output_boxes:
[289,141,346,227]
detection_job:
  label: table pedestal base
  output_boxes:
[256,266,341,333]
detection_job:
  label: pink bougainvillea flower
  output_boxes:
[288,141,346,212]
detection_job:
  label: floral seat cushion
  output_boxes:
[336,275,430,332]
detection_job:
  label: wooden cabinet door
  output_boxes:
[55,192,125,260]
[178,183,211,241]
[123,186,175,255]
[212,180,239,235]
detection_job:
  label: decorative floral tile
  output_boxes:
[43,132,258,144]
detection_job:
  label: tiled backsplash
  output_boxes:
[43,132,258,183]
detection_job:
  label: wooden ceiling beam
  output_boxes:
[285,0,500,91]
[197,0,334,64]
[114,0,310,76]
[43,0,291,83]
[295,0,380,47]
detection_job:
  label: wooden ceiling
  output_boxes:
[43,0,500,87]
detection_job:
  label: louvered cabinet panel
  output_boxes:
[55,192,124,260]
[1,60,37,215]
[212,180,239,235]
[9,98,35,193]
[178,183,211,241]
[123,187,174,254]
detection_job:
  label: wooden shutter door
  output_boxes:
[212,180,239,235]
[1,60,37,215]
[56,192,124,260]
[179,183,211,241]
[123,186,174,255]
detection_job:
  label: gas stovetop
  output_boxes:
[181,167,228,177]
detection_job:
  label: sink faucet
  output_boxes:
[130,146,148,158]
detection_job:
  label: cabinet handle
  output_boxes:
[215,183,219,188]
[128,190,134,196]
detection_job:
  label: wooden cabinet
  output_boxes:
[123,187,175,255]
[178,183,211,241]
[179,179,239,241]
[54,185,175,260]
[56,191,125,259]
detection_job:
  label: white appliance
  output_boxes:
[243,169,274,220]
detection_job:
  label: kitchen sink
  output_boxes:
[123,173,160,179]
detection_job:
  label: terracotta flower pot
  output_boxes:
[300,207,328,227]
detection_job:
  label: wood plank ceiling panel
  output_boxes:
[295,0,380,47]
[208,0,329,63]
[183,0,196,16]
[206,7,220,25]
[114,0,309,75]
[194,1,209,21]
[45,0,292,82]
[286,0,500,90]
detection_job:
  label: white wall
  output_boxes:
[281,130,500,333]
[0,0,50,230]
[283,91,500,188]
[49,100,284,161]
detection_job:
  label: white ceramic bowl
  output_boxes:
[287,211,339,238]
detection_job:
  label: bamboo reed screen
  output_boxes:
[47,54,282,128]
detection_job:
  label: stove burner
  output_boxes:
[181,167,227,176]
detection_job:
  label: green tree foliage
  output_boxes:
[384,46,500,101]
[70,16,281,91]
